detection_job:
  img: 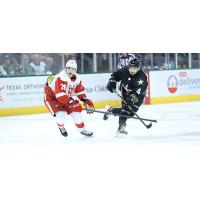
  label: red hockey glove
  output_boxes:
[82,98,95,114]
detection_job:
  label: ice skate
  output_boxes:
[80,130,93,137]
[59,127,68,137]
[116,124,128,136]
[103,105,113,120]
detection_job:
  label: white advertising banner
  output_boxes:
[150,69,200,97]
[0,76,47,108]
[81,73,117,101]
[0,73,116,109]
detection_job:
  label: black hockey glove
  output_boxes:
[106,79,117,93]
[81,98,95,114]
[125,94,138,107]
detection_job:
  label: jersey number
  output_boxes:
[61,84,67,91]
[136,88,141,95]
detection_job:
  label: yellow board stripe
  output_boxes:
[0,100,121,117]
[0,106,49,117]
[151,94,200,104]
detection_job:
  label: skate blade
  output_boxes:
[115,132,128,138]
[80,132,93,137]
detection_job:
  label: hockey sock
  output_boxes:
[55,111,66,128]
[71,112,85,132]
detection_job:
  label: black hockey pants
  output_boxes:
[112,102,139,125]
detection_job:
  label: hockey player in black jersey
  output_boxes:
[104,57,148,135]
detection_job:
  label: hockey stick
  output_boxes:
[113,90,153,129]
[83,108,157,123]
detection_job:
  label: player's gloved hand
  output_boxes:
[106,79,117,93]
[82,98,95,114]
[67,97,75,104]
[125,94,138,107]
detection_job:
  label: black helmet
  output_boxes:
[128,58,141,68]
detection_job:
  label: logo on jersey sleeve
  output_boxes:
[137,79,144,86]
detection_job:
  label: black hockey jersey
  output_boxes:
[110,67,148,107]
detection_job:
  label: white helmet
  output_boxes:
[65,60,77,71]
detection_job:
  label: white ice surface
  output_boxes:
[0,101,200,200]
